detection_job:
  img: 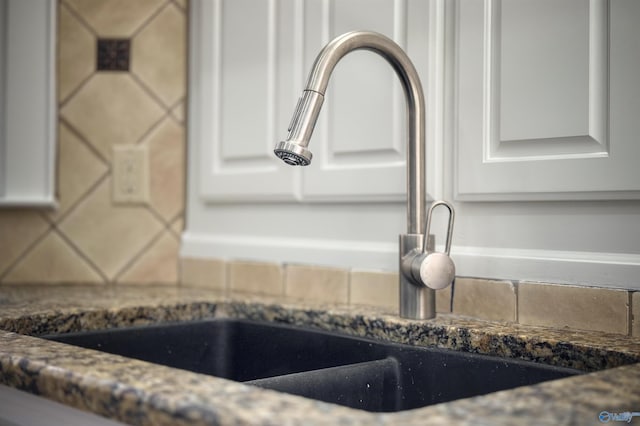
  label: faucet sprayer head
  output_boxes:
[274,140,312,166]
[274,90,324,167]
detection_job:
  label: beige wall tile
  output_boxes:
[436,285,452,314]
[453,278,516,322]
[0,211,50,277]
[4,231,103,284]
[141,118,185,221]
[117,232,179,284]
[64,0,165,37]
[170,216,184,234]
[173,0,188,11]
[58,4,95,101]
[170,101,185,123]
[350,271,398,312]
[285,264,349,304]
[180,257,226,290]
[58,178,164,279]
[633,292,640,337]
[60,74,165,161]
[50,124,108,220]
[228,261,284,296]
[131,3,186,107]
[519,282,629,334]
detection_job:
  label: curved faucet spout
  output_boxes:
[274,31,434,319]
[275,31,426,235]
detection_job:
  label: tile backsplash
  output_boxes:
[0,0,187,285]
[180,257,637,337]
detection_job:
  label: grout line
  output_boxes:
[449,280,455,313]
[514,280,520,324]
[59,118,111,167]
[59,73,96,109]
[129,71,176,112]
[170,0,187,13]
[143,200,173,230]
[0,222,53,282]
[167,97,187,124]
[135,109,172,145]
[38,210,56,226]
[112,227,167,283]
[628,291,633,337]
[51,226,109,283]
[129,1,172,39]
[53,173,110,226]
[167,211,185,238]
[168,96,186,111]
[59,1,99,38]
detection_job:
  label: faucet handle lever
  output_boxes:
[419,201,456,290]
[422,201,455,254]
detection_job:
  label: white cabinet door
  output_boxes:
[193,0,299,202]
[0,0,56,207]
[194,0,436,203]
[299,0,431,202]
[454,0,640,201]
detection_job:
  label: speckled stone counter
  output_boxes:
[1,285,639,425]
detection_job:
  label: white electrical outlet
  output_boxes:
[112,145,149,204]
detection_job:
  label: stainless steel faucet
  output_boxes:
[274,31,454,320]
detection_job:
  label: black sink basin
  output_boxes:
[44,318,582,412]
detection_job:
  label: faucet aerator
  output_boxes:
[274,141,312,166]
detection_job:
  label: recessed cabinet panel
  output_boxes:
[331,0,398,156]
[301,0,429,201]
[196,0,298,202]
[455,0,640,200]
[219,1,270,160]
[500,0,589,141]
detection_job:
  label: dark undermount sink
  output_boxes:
[44,319,582,412]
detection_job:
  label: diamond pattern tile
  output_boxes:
[131,3,186,107]
[0,0,188,287]
[63,0,165,37]
[142,118,184,221]
[58,178,164,279]
[60,74,165,161]
[49,123,108,221]
[117,231,179,284]
[58,4,95,102]
[3,231,103,284]
[0,211,50,277]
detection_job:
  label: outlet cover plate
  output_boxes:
[112,145,149,204]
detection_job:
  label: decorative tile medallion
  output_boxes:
[97,39,130,71]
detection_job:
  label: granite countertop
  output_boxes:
[1,285,639,425]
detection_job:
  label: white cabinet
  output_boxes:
[0,0,56,207]
[449,0,640,287]
[192,0,437,203]
[454,0,640,201]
